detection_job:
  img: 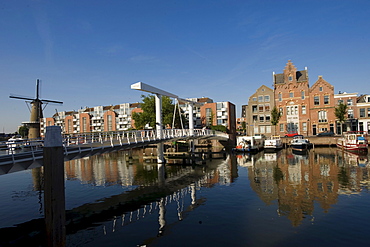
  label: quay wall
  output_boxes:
[282,136,370,147]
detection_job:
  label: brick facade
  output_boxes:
[274,60,310,136]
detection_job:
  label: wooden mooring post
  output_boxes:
[43,126,66,247]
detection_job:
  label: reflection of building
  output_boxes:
[245,149,342,226]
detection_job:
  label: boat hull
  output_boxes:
[336,143,368,152]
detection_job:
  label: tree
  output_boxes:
[18,125,29,138]
[335,102,347,134]
[132,95,185,129]
[241,121,247,134]
[271,106,281,134]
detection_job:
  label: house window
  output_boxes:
[368,108,370,117]
[347,99,353,106]
[266,126,271,133]
[319,87,323,92]
[107,115,113,131]
[258,96,263,102]
[259,105,264,112]
[260,126,265,133]
[302,105,306,114]
[289,92,294,98]
[82,117,87,132]
[252,105,257,113]
[253,97,257,101]
[266,115,271,122]
[301,91,305,100]
[259,115,264,122]
[279,107,283,115]
[324,95,329,105]
[338,100,344,105]
[68,119,72,133]
[314,96,320,105]
[278,93,282,102]
[318,111,327,122]
[360,108,365,117]
[288,76,293,81]
[348,109,354,118]
[253,115,258,122]
[302,122,307,131]
[264,95,270,102]
[265,104,270,111]
[279,124,284,132]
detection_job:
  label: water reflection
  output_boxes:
[3,146,370,246]
[242,148,370,226]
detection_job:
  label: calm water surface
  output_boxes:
[1,147,370,246]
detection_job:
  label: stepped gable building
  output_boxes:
[274,60,310,136]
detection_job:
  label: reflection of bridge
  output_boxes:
[0,129,229,174]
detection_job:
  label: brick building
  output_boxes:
[200,101,236,135]
[309,76,336,135]
[274,60,310,136]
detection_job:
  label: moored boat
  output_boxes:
[6,135,25,150]
[264,135,283,151]
[290,135,311,151]
[336,131,368,153]
[232,135,265,153]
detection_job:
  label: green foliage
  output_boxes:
[271,106,281,126]
[335,102,348,123]
[241,121,246,133]
[273,166,284,184]
[132,95,185,129]
[18,125,29,138]
[210,125,227,133]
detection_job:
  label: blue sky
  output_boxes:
[1,0,370,133]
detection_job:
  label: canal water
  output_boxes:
[1,147,370,246]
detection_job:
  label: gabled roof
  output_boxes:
[274,70,308,84]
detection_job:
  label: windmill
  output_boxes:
[10,79,63,139]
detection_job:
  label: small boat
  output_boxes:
[290,135,311,151]
[264,135,283,151]
[337,131,368,153]
[6,135,26,150]
[232,135,265,153]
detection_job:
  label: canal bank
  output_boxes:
[283,135,370,147]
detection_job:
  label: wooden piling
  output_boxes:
[43,126,66,247]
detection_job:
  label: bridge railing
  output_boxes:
[61,129,215,147]
[0,128,220,161]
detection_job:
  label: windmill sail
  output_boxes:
[10,79,63,139]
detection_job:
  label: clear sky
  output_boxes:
[1,0,370,133]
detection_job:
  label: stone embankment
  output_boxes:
[283,135,370,147]
[282,136,338,146]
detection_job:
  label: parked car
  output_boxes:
[285,131,298,137]
[317,131,334,136]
